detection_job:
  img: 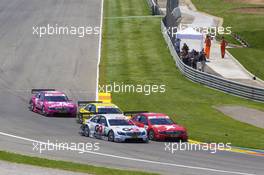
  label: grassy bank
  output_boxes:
[100,0,264,149]
[0,151,157,175]
[191,0,264,80]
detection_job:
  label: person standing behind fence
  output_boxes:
[220,36,228,59]
[199,49,206,72]
[175,38,181,55]
[204,35,211,59]
[193,51,199,69]
[182,43,189,53]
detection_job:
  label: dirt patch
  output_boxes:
[224,0,264,5]
[231,7,264,14]
[216,106,264,129]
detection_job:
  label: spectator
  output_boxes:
[204,35,211,59]
[199,49,206,72]
[182,43,189,54]
[189,49,195,58]
[220,36,228,59]
[181,43,189,65]
[175,38,181,55]
[181,51,189,65]
[192,51,199,69]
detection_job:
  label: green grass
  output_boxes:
[191,0,264,80]
[0,151,157,175]
[100,0,264,149]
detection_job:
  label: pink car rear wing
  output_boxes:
[31,89,56,94]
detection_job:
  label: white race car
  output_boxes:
[80,114,149,143]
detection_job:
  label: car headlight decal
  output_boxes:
[141,131,146,135]
[117,131,126,136]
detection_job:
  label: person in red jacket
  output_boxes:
[220,36,228,59]
[204,35,211,59]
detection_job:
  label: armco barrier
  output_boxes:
[161,21,264,102]
[147,0,161,15]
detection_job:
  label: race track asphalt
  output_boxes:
[0,0,263,175]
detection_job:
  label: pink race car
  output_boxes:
[29,89,77,117]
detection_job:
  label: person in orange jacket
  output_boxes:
[220,36,228,58]
[204,35,211,59]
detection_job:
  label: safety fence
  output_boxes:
[161,21,264,102]
[147,0,161,15]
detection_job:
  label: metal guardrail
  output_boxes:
[147,0,161,15]
[161,21,264,102]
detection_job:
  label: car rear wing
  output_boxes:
[77,101,102,107]
[79,112,107,115]
[31,89,56,94]
[78,111,107,120]
[123,111,149,116]
[98,93,112,103]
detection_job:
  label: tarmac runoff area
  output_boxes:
[0,160,89,175]
[216,106,264,129]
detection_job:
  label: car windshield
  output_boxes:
[108,119,133,126]
[45,95,68,102]
[98,108,122,114]
[149,118,173,125]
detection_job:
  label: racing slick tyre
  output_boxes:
[148,129,155,140]
[94,125,99,137]
[108,130,115,142]
[76,114,82,124]
[41,106,47,116]
[83,125,90,137]
[144,138,149,143]
[29,101,35,111]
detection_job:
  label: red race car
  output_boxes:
[131,112,188,142]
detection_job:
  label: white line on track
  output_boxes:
[0,131,255,175]
[95,0,104,101]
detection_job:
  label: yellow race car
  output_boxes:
[76,101,122,124]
